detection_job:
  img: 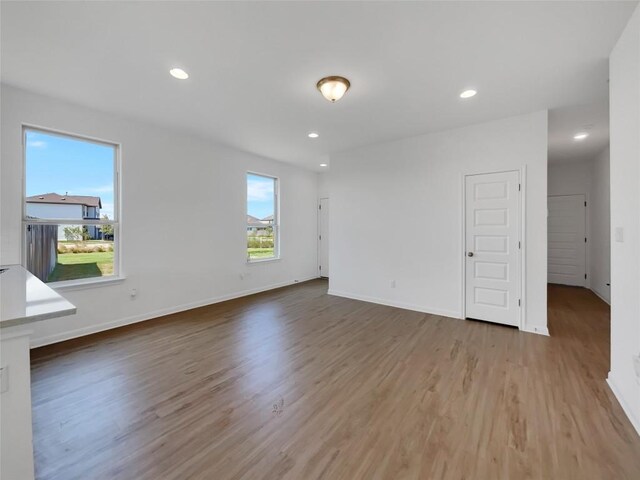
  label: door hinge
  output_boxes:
[319,265,322,270]
[584,201,587,207]
[518,241,521,249]
[585,273,587,279]
[319,204,322,210]
[518,184,521,191]
[319,235,322,240]
[518,299,521,307]
[585,237,587,243]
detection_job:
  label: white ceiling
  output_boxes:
[1,1,637,170]
[548,102,610,164]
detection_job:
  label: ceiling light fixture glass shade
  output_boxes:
[460,89,477,98]
[574,132,589,140]
[317,76,351,102]
[169,68,189,80]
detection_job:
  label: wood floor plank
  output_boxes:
[30,280,640,479]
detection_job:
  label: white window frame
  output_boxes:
[22,125,122,288]
[246,171,280,263]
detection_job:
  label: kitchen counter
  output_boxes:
[0,264,76,327]
[1,264,76,480]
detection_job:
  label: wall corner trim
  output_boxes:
[591,288,611,306]
[327,289,462,319]
[607,372,640,437]
[520,325,550,336]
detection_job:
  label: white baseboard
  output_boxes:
[591,288,611,306]
[607,372,640,437]
[327,289,462,319]
[31,275,319,348]
[521,325,550,336]
[329,289,552,337]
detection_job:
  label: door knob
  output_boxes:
[467,252,474,257]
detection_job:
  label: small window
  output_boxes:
[246,173,278,261]
[23,128,119,284]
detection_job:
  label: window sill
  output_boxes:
[50,275,126,292]
[247,257,281,265]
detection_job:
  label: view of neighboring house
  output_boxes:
[246,214,273,235]
[26,192,102,239]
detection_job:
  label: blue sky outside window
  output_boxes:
[25,130,115,219]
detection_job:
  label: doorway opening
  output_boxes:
[547,103,611,338]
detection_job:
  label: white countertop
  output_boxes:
[0,265,76,328]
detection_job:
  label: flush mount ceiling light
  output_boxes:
[574,132,589,140]
[169,68,189,80]
[308,132,319,138]
[320,163,328,167]
[459,89,477,99]
[317,76,351,103]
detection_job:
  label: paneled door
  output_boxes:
[465,171,521,327]
[547,195,586,286]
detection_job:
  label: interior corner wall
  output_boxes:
[0,84,320,347]
[328,110,548,334]
[608,3,640,435]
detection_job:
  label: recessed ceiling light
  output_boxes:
[320,163,328,167]
[460,89,477,99]
[169,68,189,80]
[308,132,319,138]
[574,132,589,140]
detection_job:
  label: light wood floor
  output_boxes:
[31,280,640,479]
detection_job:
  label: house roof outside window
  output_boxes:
[26,192,102,208]
[247,214,274,228]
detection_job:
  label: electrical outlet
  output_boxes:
[130,288,138,299]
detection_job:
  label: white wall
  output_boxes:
[548,161,591,197]
[590,147,611,303]
[328,111,548,334]
[318,172,330,199]
[1,85,319,346]
[608,4,640,435]
[26,203,85,240]
[26,203,83,220]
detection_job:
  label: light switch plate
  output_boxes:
[615,227,624,243]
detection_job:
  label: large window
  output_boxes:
[23,128,119,284]
[246,173,278,261]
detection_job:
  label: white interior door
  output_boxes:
[318,198,329,277]
[465,171,521,327]
[547,195,586,286]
